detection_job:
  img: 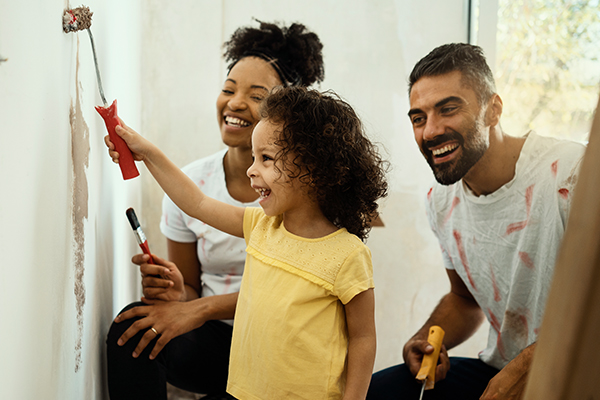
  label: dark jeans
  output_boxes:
[367,357,500,400]
[106,302,233,400]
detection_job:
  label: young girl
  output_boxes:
[107,86,388,399]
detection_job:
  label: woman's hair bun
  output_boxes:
[223,19,325,87]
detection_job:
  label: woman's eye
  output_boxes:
[222,89,234,95]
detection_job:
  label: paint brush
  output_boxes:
[63,6,139,180]
[125,207,155,265]
[416,325,445,400]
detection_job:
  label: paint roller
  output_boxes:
[63,6,139,180]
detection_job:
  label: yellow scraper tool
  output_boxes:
[416,325,445,400]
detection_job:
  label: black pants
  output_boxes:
[107,302,233,400]
[367,357,500,400]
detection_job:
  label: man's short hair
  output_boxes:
[408,43,497,105]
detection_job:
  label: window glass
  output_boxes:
[495,0,600,142]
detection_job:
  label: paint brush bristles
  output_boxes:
[63,6,93,33]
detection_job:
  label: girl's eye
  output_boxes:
[262,155,272,162]
[222,89,234,95]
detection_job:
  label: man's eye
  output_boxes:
[411,116,424,125]
[441,106,457,114]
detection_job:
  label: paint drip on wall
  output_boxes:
[70,37,90,373]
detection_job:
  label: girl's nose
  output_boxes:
[247,161,257,178]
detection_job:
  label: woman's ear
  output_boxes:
[485,94,503,126]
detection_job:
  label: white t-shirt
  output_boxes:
[426,132,585,369]
[160,149,259,324]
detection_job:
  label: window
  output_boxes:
[474,0,600,142]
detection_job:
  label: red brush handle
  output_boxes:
[95,99,140,180]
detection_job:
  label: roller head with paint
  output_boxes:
[63,6,139,180]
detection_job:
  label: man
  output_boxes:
[367,43,586,399]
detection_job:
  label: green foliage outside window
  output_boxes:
[495,0,600,142]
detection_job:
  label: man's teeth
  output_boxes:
[432,143,458,156]
[225,116,251,127]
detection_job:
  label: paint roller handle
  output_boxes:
[416,325,445,391]
[95,99,140,180]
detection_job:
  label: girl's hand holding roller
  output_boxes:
[104,119,155,163]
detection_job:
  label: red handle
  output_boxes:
[95,99,140,180]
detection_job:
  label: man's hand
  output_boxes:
[403,336,450,383]
[480,343,535,400]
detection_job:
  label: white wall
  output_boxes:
[0,1,142,398]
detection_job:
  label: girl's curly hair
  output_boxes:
[223,20,324,87]
[260,86,389,241]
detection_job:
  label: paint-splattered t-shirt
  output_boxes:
[160,149,259,325]
[426,132,585,369]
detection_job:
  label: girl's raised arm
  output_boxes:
[106,122,245,238]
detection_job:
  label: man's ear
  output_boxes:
[485,94,503,126]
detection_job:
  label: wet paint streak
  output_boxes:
[442,196,460,226]
[505,184,535,236]
[223,274,232,293]
[518,251,535,269]
[558,188,569,199]
[490,266,501,302]
[70,38,90,373]
[551,160,558,177]
[427,187,433,201]
[453,230,477,291]
[487,308,506,360]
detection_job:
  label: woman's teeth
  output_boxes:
[225,116,251,127]
[432,143,458,157]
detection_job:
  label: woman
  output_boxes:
[106,20,325,400]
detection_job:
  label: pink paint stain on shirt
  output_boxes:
[505,184,535,236]
[490,266,501,302]
[223,274,232,293]
[198,179,205,186]
[453,230,477,291]
[488,308,507,360]
[427,187,433,201]
[443,196,461,226]
[558,188,569,199]
[518,251,535,269]
[551,160,558,177]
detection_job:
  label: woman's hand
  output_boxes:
[132,253,186,303]
[104,118,153,163]
[114,299,208,360]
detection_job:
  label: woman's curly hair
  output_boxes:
[260,86,389,241]
[223,20,324,87]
